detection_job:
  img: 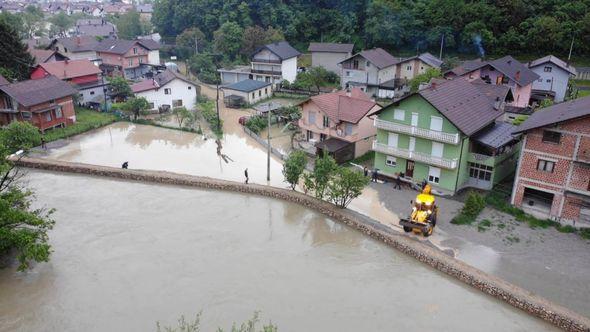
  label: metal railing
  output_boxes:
[251,59,281,64]
[374,118,460,145]
[372,141,458,169]
[251,69,282,76]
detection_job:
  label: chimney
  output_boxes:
[515,70,521,81]
[494,96,501,110]
[507,60,512,65]
[431,82,437,90]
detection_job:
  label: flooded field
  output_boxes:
[41,122,286,187]
[0,171,555,331]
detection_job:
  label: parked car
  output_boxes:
[239,116,250,125]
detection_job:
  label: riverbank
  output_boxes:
[12,157,590,331]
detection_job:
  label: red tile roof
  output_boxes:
[131,79,158,93]
[36,59,101,80]
[306,88,377,124]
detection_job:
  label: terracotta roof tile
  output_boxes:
[307,88,377,124]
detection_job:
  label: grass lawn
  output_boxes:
[44,108,117,142]
[577,89,590,98]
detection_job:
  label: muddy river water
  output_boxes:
[0,171,554,331]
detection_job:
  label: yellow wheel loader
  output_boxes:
[399,184,438,237]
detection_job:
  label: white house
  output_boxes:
[529,55,576,103]
[222,79,272,105]
[219,41,300,86]
[131,69,197,110]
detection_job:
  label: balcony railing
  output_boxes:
[251,69,282,76]
[374,118,460,145]
[251,58,281,64]
[372,141,458,169]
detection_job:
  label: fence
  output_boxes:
[242,126,287,161]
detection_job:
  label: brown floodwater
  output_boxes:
[0,171,555,331]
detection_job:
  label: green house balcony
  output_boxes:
[374,118,460,145]
[372,141,458,169]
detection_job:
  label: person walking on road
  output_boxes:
[41,137,47,150]
[244,168,249,184]
[371,169,379,182]
[394,172,402,190]
[363,166,368,177]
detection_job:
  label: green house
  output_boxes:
[371,78,521,195]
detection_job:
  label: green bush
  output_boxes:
[579,228,590,240]
[198,100,222,136]
[451,191,485,225]
[244,115,267,134]
[556,224,576,233]
[44,108,117,142]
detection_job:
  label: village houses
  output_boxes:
[95,39,161,79]
[219,41,300,86]
[308,42,354,74]
[528,55,576,103]
[0,76,78,132]
[221,79,273,106]
[370,78,520,194]
[131,69,198,111]
[48,36,101,63]
[30,59,106,106]
[511,96,590,225]
[298,88,381,163]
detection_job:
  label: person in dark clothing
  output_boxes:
[421,178,428,189]
[371,169,379,182]
[41,137,47,150]
[363,166,368,177]
[244,168,249,184]
[122,161,128,169]
[394,173,402,190]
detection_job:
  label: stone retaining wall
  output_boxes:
[14,157,590,332]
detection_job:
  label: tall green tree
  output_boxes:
[107,76,133,100]
[121,97,150,120]
[49,12,73,38]
[176,28,207,59]
[0,21,34,81]
[326,167,369,208]
[213,21,244,61]
[0,122,55,272]
[240,25,284,57]
[303,153,338,199]
[115,10,144,39]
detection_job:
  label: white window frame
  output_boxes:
[428,166,441,184]
[386,156,397,167]
[164,88,171,95]
[431,142,444,158]
[309,111,316,124]
[411,112,418,127]
[409,137,416,152]
[430,116,443,131]
[55,107,63,118]
[393,109,405,121]
[387,132,398,148]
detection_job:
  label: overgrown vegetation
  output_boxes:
[245,115,268,134]
[409,68,442,92]
[451,191,486,225]
[156,311,277,332]
[44,108,117,142]
[0,122,55,271]
[197,97,223,136]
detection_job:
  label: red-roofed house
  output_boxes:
[298,88,380,162]
[30,59,106,105]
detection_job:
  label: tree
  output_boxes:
[240,25,284,57]
[213,21,244,61]
[121,97,150,120]
[0,121,41,153]
[303,153,338,199]
[282,150,307,190]
[188,54,220,84]
[172,107,195,128]
[293,66,332,92]
[0,12,25,38]
[49,12,73,38]
[326,167,369,208]
[0,122,55,271]
[409,68,442,92]
[0,21,34,81]
[21,5,45,38]
[107,76,132,100]
[176,28,207,59]
[115,10,144,39]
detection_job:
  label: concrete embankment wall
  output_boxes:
[14,157,590,332]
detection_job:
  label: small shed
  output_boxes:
[222,79,272,105]
[315,137,355,164]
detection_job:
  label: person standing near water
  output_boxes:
[363,166,368,177]
[122,161,129,169]
[394,172,402,190]
[41,137,47,150]
[244,168,249,184]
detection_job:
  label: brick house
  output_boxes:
[511,96,590,225]
[30,59,106,105]
[0,76,78,132]
[298,88,381,163]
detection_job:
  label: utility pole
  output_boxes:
[439,34,444,60]
[195,37,199,55]
[216,81,220,134]
[267,76,274,182]
[568,36,575,61]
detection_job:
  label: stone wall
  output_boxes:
[13,157,590,332]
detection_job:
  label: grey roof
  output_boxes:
[254,101,283,114]
[358,48,399,69]
[315,137,351,152]
[95,39,145,54]
[470,79,512,105]
[77,24,116,38]
[489,56,539,86]
[52,36,100,52]
[446,59,486,76]
[154,69,193,87]
[513,96,590,134]
[137,39,160,50]
[0,76,77,107]
[529,55,576,75]
[398,52,443,68]
[256,41,300,60]
[473,122,517,149]
[136,4,153,13]
[308,42,354,53]
[224,79,271,93]
[505,105,534,115]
